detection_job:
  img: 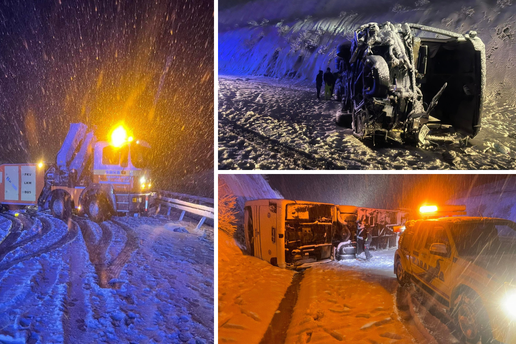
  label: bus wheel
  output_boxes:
[50,190,72,221]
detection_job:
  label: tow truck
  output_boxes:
[395,205,516,343]
[0,123,154,222]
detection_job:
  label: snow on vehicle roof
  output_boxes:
[246,198,334,206]
[419,216,514,223]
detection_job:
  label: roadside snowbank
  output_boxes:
[218,230,294,344]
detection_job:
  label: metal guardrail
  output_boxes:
[157,190,214,230]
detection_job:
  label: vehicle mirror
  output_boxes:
[430,243,448,256]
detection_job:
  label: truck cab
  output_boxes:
[244,199,334,268]
[39,123,154,222]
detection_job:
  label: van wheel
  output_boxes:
[453,291,493,344]
[50,190,71,221]
[87,196,111,223]
[395,260,410,286]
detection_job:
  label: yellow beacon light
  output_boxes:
[110,125,127,147]
[420,205,438,214]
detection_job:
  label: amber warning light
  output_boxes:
[420,205,438,213]
[419,205,467,217]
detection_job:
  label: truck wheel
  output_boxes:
[453,291,493,344]
[50,190,72,221]
[395,260,410,286]
[87,196,111,223]
[363,55,390,98]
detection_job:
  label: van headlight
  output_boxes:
[502,290,516,319]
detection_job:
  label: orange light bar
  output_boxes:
[420,205,438,213]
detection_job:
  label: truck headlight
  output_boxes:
[502,290,516,319]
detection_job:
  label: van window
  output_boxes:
[425,226,449,249]
[451,220,516,256]
[413,222,430,251]
[401,227,415,249]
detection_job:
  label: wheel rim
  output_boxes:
[396,262,404,282]
[89,200,100,219]
[53,198,64,217]
[458,301,478,340]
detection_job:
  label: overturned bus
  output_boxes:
[244,199,335,268]
[335,205,410,259]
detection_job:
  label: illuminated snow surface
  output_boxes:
[0,212,213,344]
[218,234,420,344]
[218,75,516,170]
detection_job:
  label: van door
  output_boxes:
[410,222,430,284]
[421,225,454,307]
[259,204,278,265]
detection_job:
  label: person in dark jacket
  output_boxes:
[357,220,373,260]
[323,67,334,100]
[316,70,323,99]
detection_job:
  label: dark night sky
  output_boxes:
[0,0,213,192]
[266,174,516,211]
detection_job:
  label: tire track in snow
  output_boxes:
[0,214,23,262]
[219,118,367,169]
[106,220,139,285]
[0,216,78,271]
[78,219,138,288]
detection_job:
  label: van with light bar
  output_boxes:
[395,215,516,343]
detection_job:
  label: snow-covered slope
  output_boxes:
[449,176,516,221]
[219,174,282,220]
[219,0,516,106]
[218,175,293,344]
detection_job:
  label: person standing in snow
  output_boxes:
[363,225,373,260]
[323,67,334,100]
[357,220,373,260]
[316,70,323,99]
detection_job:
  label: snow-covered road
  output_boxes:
[284,250,416,343]
[0,212,214,344]
[218,75,516,170]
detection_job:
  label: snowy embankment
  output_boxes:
[218,174,296,343]
[0,212,213,344]
[449,176,516,221]
[219,76,516,169]
[219,0,516,170]
[218,231,294,344]
[219,0,516,106]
